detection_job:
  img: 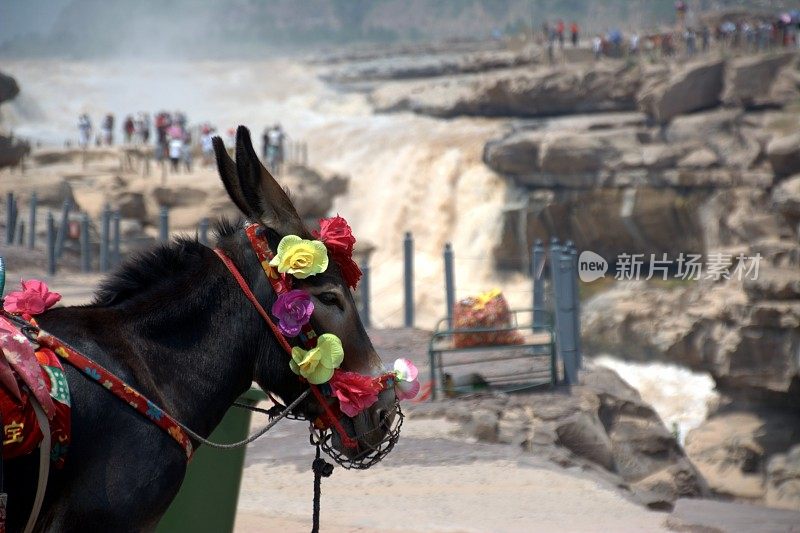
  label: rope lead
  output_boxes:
[311,443,333,533]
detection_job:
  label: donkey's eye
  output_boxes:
[317,292,342,309]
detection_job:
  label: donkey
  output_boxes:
[6,126,396,532]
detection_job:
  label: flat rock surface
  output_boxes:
[667,498,800,533]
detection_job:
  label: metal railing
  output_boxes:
[428,308,557,400]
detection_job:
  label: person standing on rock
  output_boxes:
[168,130,183,173]
[78,113,92,148]
[141,112,151,144]
[181,129,192,173]
[261,126,270,161]
[629,32,640,55]
[592,35,603,60]
[266,123,286,176]
[701,25,711,52]
[123,115,134,144]
[201,125,215,167]
[685,27,696,56]
[556,19,565,49]
[570,21,579,47]
[101,113,114,146]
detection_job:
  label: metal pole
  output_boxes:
[557,245,578,385]
[403,231,414,328]
[444,242,455,329]
[549,237,562,383]
[55,199,72,259]
[198,217,209,246]
[112,211,121,266]
[99,204,111,272]
[27,192,37,249]
[360,259,371,329]
[5,192,15,245]
[159,206,169,242]
[568,242,582,369]
[46,212,56,276]
[80,213,91,273]
[15,220,24,246]
[532,239,545,329]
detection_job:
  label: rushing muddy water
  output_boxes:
[593,355,719,443]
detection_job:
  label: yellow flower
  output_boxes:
[269,235,329,279]
[473,288,501,310]
[289,333,344,384]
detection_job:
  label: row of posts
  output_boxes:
[4,192,211,276]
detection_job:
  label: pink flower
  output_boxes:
[329,370,382,417]
[271,290,314,337]
[3,279,61,315]
[393,358,420,400]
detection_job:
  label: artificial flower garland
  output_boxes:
[270,216,419,415]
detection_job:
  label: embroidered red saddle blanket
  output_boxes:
[0,316,71,468]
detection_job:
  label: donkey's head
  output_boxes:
[213,126,398,462]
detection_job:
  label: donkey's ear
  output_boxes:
[213,136,253,218]
[234,126,308,237]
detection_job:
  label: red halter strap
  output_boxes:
[34,329,195,459]
[212,243,358,449]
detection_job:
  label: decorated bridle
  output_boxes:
[1,215,416,470]
[214,215,418,468]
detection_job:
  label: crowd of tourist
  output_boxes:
[540,5,800,62]
[76,112,290,175]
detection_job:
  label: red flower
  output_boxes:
[328,370,381,418]
[313,215,362,289]
[314,215,356,254]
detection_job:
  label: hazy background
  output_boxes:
[4,0,800,59]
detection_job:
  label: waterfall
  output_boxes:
[592,354,719,443]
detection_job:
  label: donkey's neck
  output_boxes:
[38,242,273,438]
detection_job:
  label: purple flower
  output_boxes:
[271,290,314,337]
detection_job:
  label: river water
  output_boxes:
[593,355,718,443]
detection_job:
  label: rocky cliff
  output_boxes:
[333,46,800,509]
